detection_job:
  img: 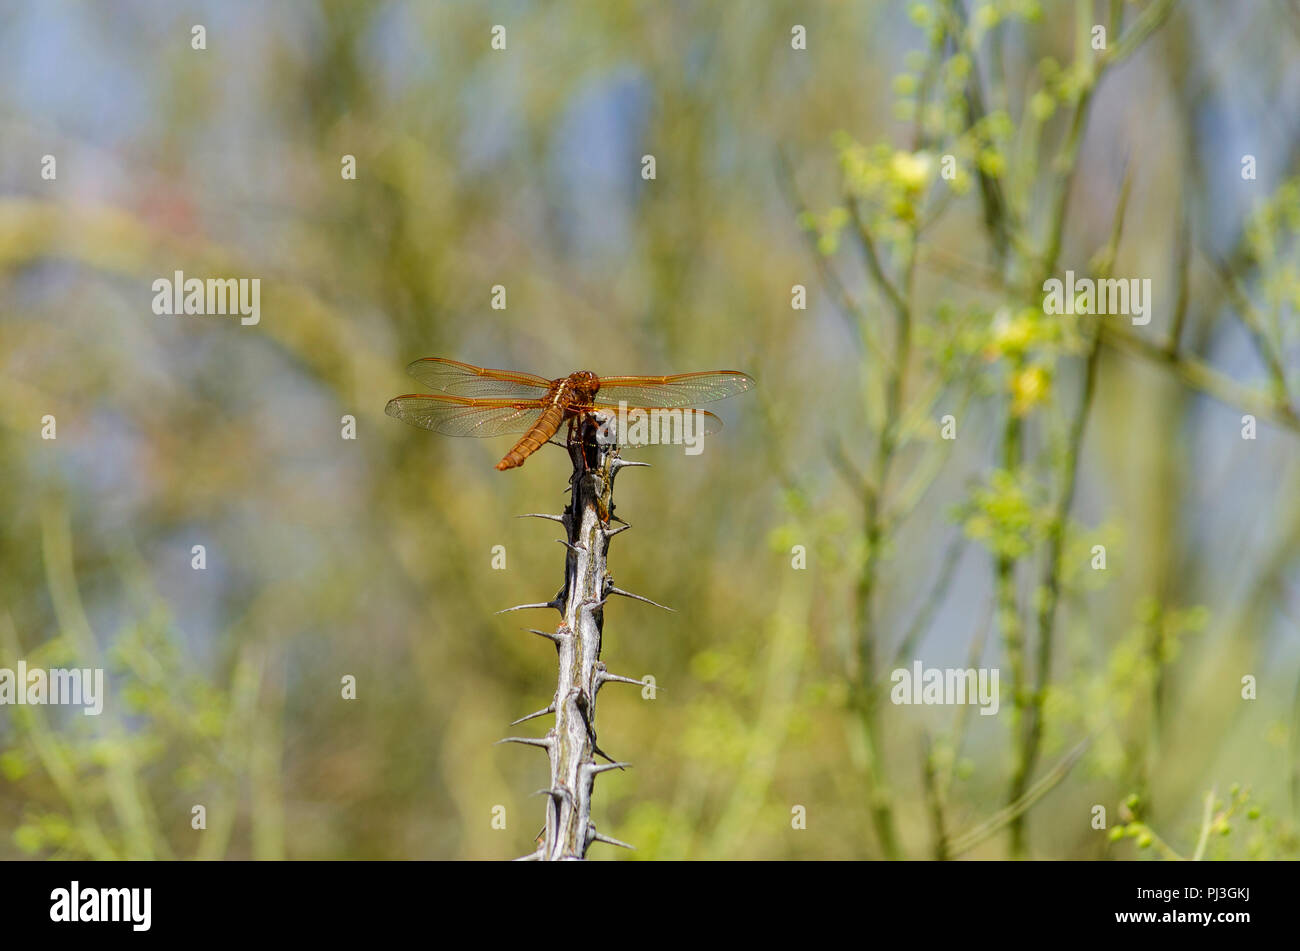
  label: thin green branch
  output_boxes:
[921,731,952,861]
[949,739,1090,857]
[1100,323,1300,433]
[1209,256,1292,404]
[1009,170,1130,853]
[774,150,890,369]
[1191,788,1216,861]
[845,198,912,325]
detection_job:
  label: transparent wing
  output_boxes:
[385,394,544,437]
[593,370,755,408]
[405,357,553,398]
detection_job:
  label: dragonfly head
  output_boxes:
[570,370,600,401]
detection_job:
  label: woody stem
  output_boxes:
[536,415,624,859]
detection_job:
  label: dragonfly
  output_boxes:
[385,357,755,470]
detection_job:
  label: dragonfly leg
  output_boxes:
[567,416,592,473]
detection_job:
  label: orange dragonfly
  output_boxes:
[386,357,755,470]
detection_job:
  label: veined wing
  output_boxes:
[593,370,755,408]
[385,394,544,437]
[405,357,553,399]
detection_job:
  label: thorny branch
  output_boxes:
[503,413,654,860]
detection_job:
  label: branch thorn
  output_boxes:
[611,458,651,471]
[597,670,656,690]
[511,704,556,725]
[497,598,563,614]
[607,586,675,612]
[588,828,635,851]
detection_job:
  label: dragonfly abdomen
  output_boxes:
[496,398,566,469]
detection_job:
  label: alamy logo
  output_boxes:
[151,270,261,325]
[595,403,711,456]
[890,662,1000,716]
[50,881,151,932]
[1042,269,1151,326]
[0,661,103,715]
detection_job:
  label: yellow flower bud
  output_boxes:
[1011,365,1051,416]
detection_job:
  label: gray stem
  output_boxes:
[513,413,640,860]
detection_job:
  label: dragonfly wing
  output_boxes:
[694,408,723,436]
[405,357,553,399]
[593,370,755,408]
[385,394,544,437]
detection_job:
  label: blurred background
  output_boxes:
[1,0,1299,860]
